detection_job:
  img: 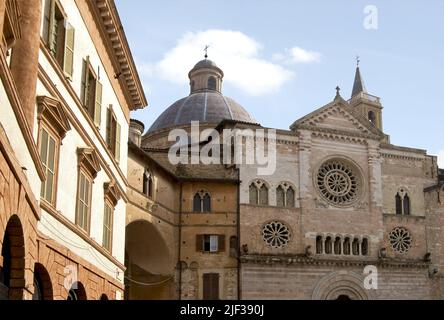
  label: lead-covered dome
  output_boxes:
[147,59,257,134]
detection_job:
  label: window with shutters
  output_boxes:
[38,126,59,205]
[196,235,225,254]
[36,96,71,207]
[102,202,113,253]
[81,58,102,128]
[203,273,219,300]
[75,148,101,234]
[42,0,75,78]
[76,170,92,233]
[106,107,121,162]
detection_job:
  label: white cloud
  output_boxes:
[438,150,444,168]
[274,46,322,64]
[142,29,294,96]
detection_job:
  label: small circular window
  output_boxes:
[316,159,362,206]
[262,221,291,249]
[389,227,412,254]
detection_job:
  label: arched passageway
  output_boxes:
[0,215,26,300]
[33,263,53,300]
[67,282,87,300]
[125,220,174,300]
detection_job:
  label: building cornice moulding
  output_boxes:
[85,0,147,110]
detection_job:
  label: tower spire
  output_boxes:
[351,57,366,98]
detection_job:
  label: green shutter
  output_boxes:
[63,23,75,78]
[42,0,52,44]
[106,108,111,147]
[48,0,56,54]
[94,80,102,127]
[115,122,121,162]
[81,57,90,106]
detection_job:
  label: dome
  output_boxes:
[193,59,219,70]
[147,58,257,134]
[147,91,256,133]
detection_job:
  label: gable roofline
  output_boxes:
[88,0,147,110]
[290,99,385,138]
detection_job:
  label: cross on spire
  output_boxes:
[204,45,210,59]
[356,55,360,67]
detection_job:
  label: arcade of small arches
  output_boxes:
[315,234,369,257]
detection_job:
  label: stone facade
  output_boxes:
[0,0,146,300]
[128,56,444,300]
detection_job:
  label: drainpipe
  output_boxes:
[178,182,183,300]
[236,168,241,300]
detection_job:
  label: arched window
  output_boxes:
[190,80,195,92]
[259,185,269,206]
[334,237,342,255]
[143,169,153,198]
[395,194,402,215]
[249,180,269,206]
[325,237,332,255]
[208,76,216,90]
[361,238,368,256]
[276,186,285,207]
[352,238,360,256]
[396,189,412,215]
[276,182,295,208]
[286,187,295,208]
[193,193,201,212]
[249,184,258,205]
[343,238,351,255]
[203,193,211,212]
[316,236,323,254]
[368,111,376,125]
[403,195,410,215]
[193,191,211,213]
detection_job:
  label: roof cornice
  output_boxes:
[88,0,147,110]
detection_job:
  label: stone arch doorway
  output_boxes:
[312,271,372,300]
[0,215,25,300]
[99,293,109,300]
[67,282,87,300]
[125,220,174,300]
[33,263,53,300]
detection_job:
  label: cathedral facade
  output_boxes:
[126,57,444,300]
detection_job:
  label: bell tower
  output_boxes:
[349,59,384,132]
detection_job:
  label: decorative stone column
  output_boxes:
[10,0,42,132]
[298,129,312,253]
[298,130,313,206]
[367,140,383,210]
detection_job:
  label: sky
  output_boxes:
[116,0,444,167]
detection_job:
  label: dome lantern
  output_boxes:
[188,59,224,94]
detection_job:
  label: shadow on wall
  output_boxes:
[125,220,175,300]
